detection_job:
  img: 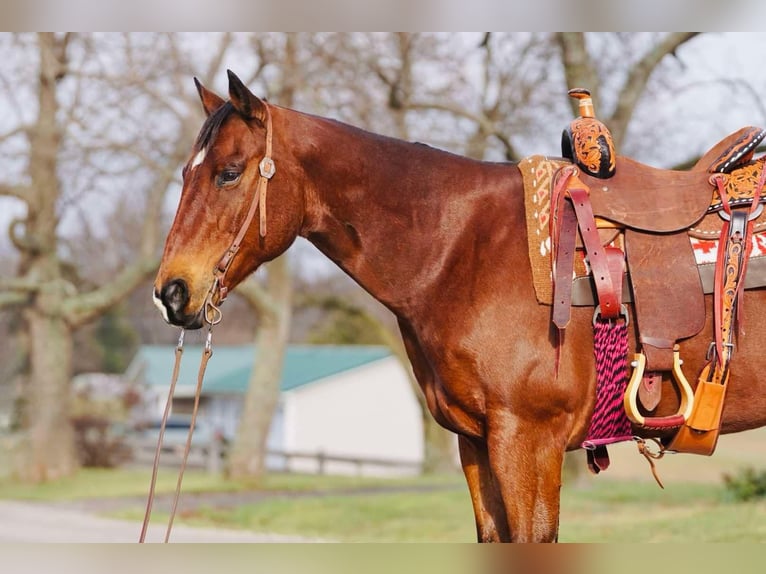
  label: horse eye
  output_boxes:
[217,170,241,186]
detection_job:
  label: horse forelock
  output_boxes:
[193,100,235,155]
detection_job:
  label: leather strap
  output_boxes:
[586,445,610,474]
[670,172,764,456]
[140,331,185,543]
[710,171,762,368]
[551,168,622,326]
[567,186,621,319]
[552,198,579,329]
[639,372,663,411]
[212,104,276,306]
[140,329,215,543]
[164,337,213,542]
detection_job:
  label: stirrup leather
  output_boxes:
[623,346,694,429]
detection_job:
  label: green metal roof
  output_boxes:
[131,344,392,395]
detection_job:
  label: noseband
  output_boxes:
[204,102,276,325]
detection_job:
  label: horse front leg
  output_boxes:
[485,413,569,542]
[458,435,509,542]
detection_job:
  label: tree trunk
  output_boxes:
[8,33,80,480]
[420,404,458,474]
[18,306,77,481]
[376,324,457,474]
[226,255,292,479]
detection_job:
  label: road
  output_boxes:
[0,499,315,543]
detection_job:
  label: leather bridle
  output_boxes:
[204,102,276,325]
[140,102,275,543]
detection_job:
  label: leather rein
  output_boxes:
[139,103,275,543]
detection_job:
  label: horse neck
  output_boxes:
[283,109,522,316]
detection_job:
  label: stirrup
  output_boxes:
[623,345,695,428]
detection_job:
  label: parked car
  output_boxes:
[135,415,226,456]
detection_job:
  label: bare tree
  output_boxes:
[0,33,233,481]
[557,33,700,148]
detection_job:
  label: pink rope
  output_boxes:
[582,317,633,448]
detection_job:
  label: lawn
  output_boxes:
[1,459,765,542]
[139,478,766,543]
[33,468,755,543]
[558,479,766,542]
[0,467,461,500]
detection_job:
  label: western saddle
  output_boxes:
[553,89,766,463]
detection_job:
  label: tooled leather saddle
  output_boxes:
[552,88,766,461]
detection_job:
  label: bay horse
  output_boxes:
[153,71,766,542]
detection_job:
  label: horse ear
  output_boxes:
[227,69,267,123]
[194,77,226,117]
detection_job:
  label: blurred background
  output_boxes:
[0,32,765,543]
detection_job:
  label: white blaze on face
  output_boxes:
[153,288,170,323]
[191,147,207,169]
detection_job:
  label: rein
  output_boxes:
[139,103,275,543]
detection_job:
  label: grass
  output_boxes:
[109,472,766,542]
[0,466,462,501]
[0,468,238,501]
[1,466,765,542]
[143,484,476,542]
[558,480,766,542]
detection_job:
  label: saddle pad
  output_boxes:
[521,155,579,305]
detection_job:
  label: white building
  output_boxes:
[127,345,433,476]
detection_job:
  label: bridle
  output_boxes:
[140,102,275,543]
[204,102,276,324]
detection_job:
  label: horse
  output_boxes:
[153,70,766,542]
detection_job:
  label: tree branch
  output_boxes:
[557,32,600,116]
[0,291,28,309]
[0,278,39,292]
[8,217,38,253]
[609,32,700,148]
[0,183,31,202]
[236,279,275,317]
[202,32,234,86]
[407,101,520,160]
[62,255,159,327]
[0,125,27,144]
[236,255,292,320]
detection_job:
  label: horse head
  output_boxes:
[153,71,304,329]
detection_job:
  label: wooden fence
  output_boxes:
[128,437,422,476]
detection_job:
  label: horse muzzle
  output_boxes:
[153,279,205,329]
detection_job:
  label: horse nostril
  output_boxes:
[160,279,190,313]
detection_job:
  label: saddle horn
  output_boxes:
[561,88,617,179]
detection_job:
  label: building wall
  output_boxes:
[206,395,243,440]
[282,357,424,476]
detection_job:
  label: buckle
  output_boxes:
[592,303,629,326]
